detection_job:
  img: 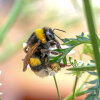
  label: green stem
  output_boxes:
[83,0,100,80]
[0,38,24,63]
[0,0,24,43]
[53,75,61,100]
[64,75,91,100]
[72,76,78,100]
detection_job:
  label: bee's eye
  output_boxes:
[46,30,52,35]
[45,29,55,40]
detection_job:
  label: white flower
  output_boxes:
[49,71,56,76]
[0,92,3,95]
[67,50,75,55]
[0,83,2,86]
[0,70,3,95]
[0,70,2,75]
[23,42,27,49]
[27,64,31,69]
[23,42,29,52]
[61,45,75,55]
[60,45,68,49]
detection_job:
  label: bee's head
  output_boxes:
[44,27,66,42]
[44,28,55,41]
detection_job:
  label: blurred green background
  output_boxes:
[0,0,100,100]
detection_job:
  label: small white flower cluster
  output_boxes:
[49,71,56,76]
[23,43,29,52]
[0,70,3,96]
[75,60,88,66]
[23,42,27,49]
[69,59,94,67]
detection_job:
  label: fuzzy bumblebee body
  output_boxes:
[29,58,41,67]
[25,27,61,50]
[23,27,65,77]
[35,29,47,43]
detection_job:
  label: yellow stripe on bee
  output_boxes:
[35,28,47,43]
[29,58,41,67]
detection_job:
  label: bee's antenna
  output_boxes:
[54,34,62,41]
[53,28,66,41]
[53,28,66,33]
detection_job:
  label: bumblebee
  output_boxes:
[23,27,66,77]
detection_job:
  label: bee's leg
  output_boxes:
[59,63,71,68]
[44,55,49,67]
[49,40,56,46]
[40,49,50,54]
[50,40,61,49]
[59,63,66,68]
[50,51,62,55]
[23,40,40,72]
[41,49,62,55]
[54,39,61,49]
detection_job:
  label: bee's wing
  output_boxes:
[23,40,40,72]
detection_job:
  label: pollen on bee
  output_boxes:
[29,58,41,67]
[51,63,61,72]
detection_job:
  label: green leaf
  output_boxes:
[85,93,98,100]
[69,56,72,63]
[62,38,70,42]
[85,74,99,100]
[82,44,93,58]
[88,72,98,76]
[49,32,91,64]
[90,60,95,63]
[63,56,67,64]
[49,55,62,63]
[67,65,96,71]
[54,48,66,53]
[62,32,90,46]
[86,85,98,93]
[87,79,98,84]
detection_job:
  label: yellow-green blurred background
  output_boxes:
[0,0,100,100]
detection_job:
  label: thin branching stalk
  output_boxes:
[83,0,100,81]
[64,75,91,100]
[0,0,24,43]
[53,75,61,100]
[72,76,78,100]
